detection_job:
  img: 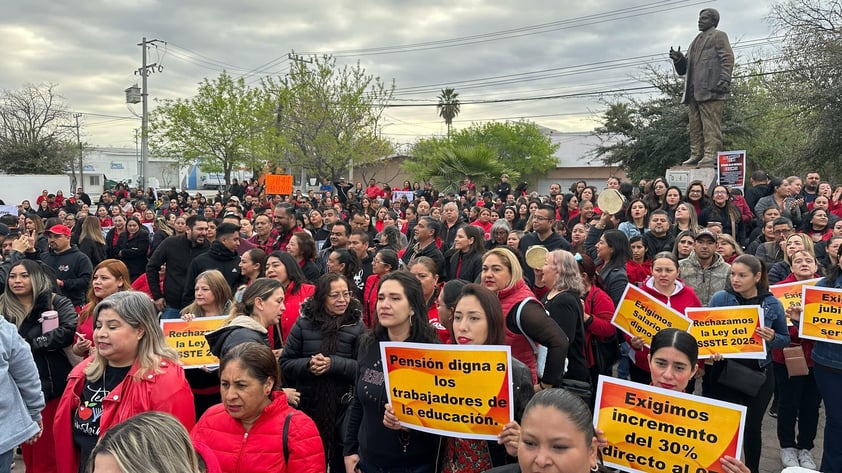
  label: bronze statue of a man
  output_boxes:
[670,8,734,169]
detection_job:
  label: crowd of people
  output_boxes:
[0,170,840,473]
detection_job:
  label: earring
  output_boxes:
[591,464,599,472]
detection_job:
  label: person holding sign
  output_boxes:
[343,271,441,473]
[53,291,195,473]
[628,252,701,386]
[812,256,842,473]
[280,273,365,473]
[482,248,569,386]
[645,328,749,473]
[708,255,790,473]
[483,389,602,473]
[434,283,533,472]
[180,270,234,418]
[770,250,821,469]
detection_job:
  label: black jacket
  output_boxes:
[182,241,242,306]
[17,292,77,399]
[279,303,365,412]
[146,235,209,309]
[115,231,150,281]
[37,246,93,306]
[400,241,446,279]
[446,250,483,283]
[77,238,107,269]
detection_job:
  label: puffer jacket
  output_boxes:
[279,302,365,410]
[0,318,45,455]
[54,357,195,473]
[205,315,268,358]
[15,292,77,399]
[191,391,325,473]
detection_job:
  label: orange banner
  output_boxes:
[686,306,766,359]
[594,376,746,473]
[381,342,513,440]
[800,285,842,344]
[265,174,293,195]
[160,316,227,368]
[770,278,821,313]
[611,284,693,347]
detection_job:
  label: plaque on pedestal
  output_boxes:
[666,166,717,193]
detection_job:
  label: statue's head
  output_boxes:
[699,8,720,29]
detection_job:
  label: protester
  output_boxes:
[115,216,150,281]
[54,291,195,473]
[447,225,484,283]
[76,216,107,268]
[362,249,398,328]
[192,343,324,473]
[72,259,131,360]
[265,251,315,342]
[813,254,842,473]
[409,256,450,343]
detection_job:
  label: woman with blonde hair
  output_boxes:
[673,201,701,234]
[151,216,174,253]
[71,259,131,360]
[1,259,77,473]
[768,233,815,284]
[54,291,195,473]
[90,412,212,473]
[715,233,744,264]
[77,216,107,268]
[481,247,569,385]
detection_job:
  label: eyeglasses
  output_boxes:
[328,291,352,300]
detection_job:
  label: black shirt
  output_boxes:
[73,365,131,473]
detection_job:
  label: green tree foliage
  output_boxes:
[149,72,274,185]
[0,84,76,174]
[405,121,558,190]
[769,0,842,180]
[437,88,461,135]
[404,144,507,195]
[267,54,394,181]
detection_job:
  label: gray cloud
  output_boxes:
[1,0,774,146]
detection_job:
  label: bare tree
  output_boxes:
[0,83,75,174]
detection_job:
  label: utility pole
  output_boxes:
[136,37,162,190]
[59,113,84,191]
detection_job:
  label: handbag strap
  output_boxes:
[282,411,294,465]
[514,297,540,354]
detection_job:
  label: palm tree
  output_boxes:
[437,88,461,135]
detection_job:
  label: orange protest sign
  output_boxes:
[264,174,293,195]
[381,342,513,440]
[686,307,766,359]
[770,278,821,313]
[160,316,227,368]
[611,284,693,347]
[800,285,842,344]
[595,376,746,473]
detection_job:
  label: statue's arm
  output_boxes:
[715,32,735,88]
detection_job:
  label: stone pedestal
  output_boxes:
[665,166,717,193]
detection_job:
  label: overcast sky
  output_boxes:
[2,0,777,151]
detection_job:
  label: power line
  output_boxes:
[298,0,708,57]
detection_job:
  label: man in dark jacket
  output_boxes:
[401,217,446,278]
[37,224,92,308]
[146,215,209,319]
[518,205,572,286]
[183,223,243,305]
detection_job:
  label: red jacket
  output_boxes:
[583,285,617,367]
[628,279,701,372]
[191,391,325,473]
[363,274,381,328]
[626,260,652,286]
[54,357,196,473]
[280,282,316,342]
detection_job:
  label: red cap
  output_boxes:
[45,224,71,237]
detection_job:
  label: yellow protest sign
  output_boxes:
[595,376,746,473]
[800,285,842,344]
[770,278,821,313]
[160,316,228,368]
[381,342,513,440]
[686,306,766,360]
[611,284,693,347]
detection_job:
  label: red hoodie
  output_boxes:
[627,278,701,372]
